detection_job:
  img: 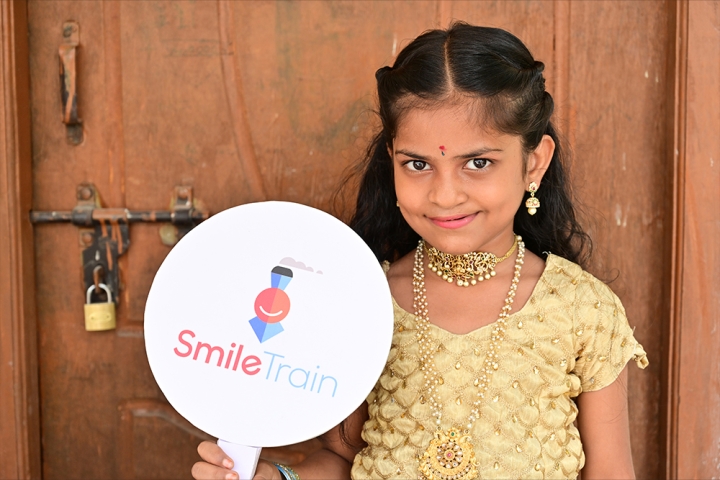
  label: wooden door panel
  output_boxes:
[567,4,669,476]
[676,2,720,477]
[122,225,172,325]
[29,1,114,207]
[118,400,212,480]
[435,1,556,59]
[122,415,202,480]
[27,1,666,478]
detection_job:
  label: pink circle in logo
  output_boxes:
[253,288,290,323]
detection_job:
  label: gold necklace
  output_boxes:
[414,235,525,480]
[426,236,518,287]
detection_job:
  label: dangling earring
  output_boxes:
[526,182,540,215]
[396,201,400,207]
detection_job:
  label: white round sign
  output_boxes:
[144,202,393,448]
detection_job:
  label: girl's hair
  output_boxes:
[349,23,591,266]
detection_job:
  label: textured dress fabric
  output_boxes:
[351,255,649,480]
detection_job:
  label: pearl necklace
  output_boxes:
[414,235,525,480]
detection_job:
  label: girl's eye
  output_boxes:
[407,160,430,171]
[466,158,490,170]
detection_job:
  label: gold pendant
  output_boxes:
[419,428,478,480]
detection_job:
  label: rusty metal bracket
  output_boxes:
[159,186,200,247]
[76,184,128,304]
[30,184,209,305]
[59,21,83,145]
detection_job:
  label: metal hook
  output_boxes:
[92,264,105,293]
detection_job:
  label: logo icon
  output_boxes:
[248,266,293,343]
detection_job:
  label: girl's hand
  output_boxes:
[192,441,281,480]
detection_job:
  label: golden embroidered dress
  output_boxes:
[351,255,648,480]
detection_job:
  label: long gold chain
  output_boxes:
[414,235,525,480]
[426,236,518,287]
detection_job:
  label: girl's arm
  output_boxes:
[192,403,368,480]
[576,366,635,480]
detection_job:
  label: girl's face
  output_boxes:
[392,104,553,255]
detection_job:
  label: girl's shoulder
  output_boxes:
[543,256,650,390]
[542,254,624,311]
[382,253,414,282]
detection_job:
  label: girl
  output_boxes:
[192,23,648,480]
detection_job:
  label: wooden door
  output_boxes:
[27,3,423,478]
[14,1,691,478]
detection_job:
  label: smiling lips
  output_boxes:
[429,213,478,229]
[259,305,283,317]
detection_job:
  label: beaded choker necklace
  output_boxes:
[414,235,525,480]
[426,236,518,287]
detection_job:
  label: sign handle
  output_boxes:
[217,439,261,480]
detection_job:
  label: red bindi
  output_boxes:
[439,145,446,156]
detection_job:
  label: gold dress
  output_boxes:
[351,255,648,480]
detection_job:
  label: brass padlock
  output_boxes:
[84,283,116,331]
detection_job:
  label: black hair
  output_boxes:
[348,23,591,266]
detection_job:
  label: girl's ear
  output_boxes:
[525,134,555,185]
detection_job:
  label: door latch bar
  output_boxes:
[30,184,209,305]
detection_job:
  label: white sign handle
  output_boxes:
[217,439,261,480]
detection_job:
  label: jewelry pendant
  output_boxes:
[425,236,518,287]
[419,428,478,480]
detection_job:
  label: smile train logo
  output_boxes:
[248,266,293,343]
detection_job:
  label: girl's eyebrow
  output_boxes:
[456,147,504,158]
[395,147,503,159]
[394,149,428,160]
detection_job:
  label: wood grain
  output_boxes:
[666,1,688,477]
[675,1,720,478]
[217,0,268,202]
[568,2,670,478]
[10,1,720,477]
[0,1,41,479]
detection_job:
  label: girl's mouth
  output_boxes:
[428,213,478,229]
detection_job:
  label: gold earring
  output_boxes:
[396,201,400,207]
[526,182,540,215]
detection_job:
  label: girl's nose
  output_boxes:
[428,173,468,209]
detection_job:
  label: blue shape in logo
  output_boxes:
[271,270,292,290]
[249,317,284,343]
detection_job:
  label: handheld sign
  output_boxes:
[144,202,393,479]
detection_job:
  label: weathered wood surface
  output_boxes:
[0,1,41,479]
[6,0,715,478]
[674,1,720,478]
[566,3,670,478]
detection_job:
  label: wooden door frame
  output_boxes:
[0,1,41,479]
[664,2,688,476]
[1,0,717,478]
[665,1,720,478]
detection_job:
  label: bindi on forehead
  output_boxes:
[439,145,446,156]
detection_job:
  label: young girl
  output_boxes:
[192,23,648,480]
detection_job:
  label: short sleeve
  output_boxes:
[571,276,649,392]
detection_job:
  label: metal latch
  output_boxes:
[30,184,209,306]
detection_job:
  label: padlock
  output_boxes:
[84,283,117,331]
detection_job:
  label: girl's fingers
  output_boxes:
[253,461,282,480]
[190,459,277,480]
[197,441,235,469]
[191,461,237,480]
[194,442,279,480]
